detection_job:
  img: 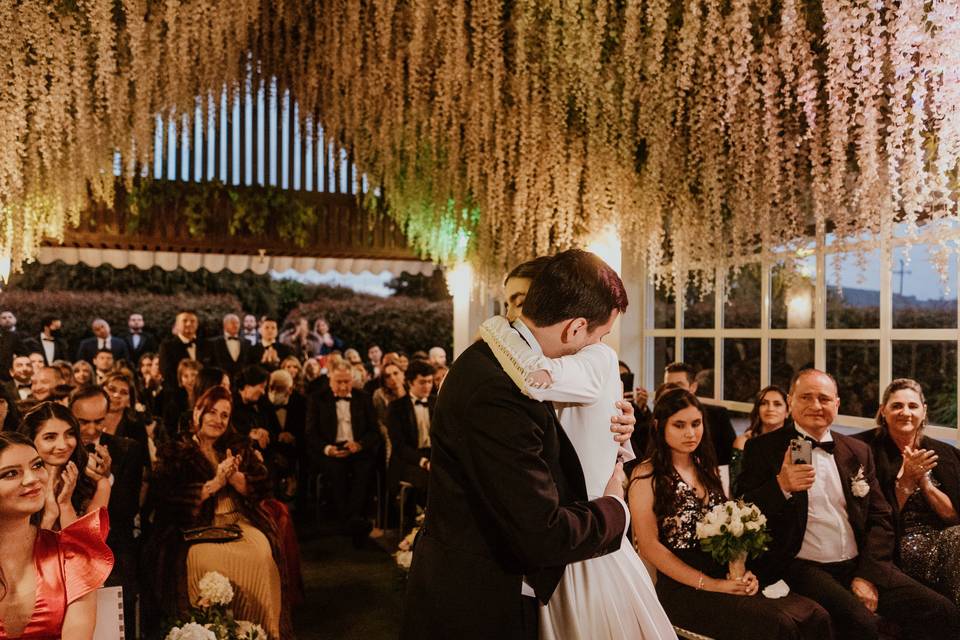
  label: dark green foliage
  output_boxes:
[385,271,451,302]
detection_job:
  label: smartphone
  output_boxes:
[85,443,97,454]
[620,372,635,397]
[335,441,348,450]
[789,437,812,465]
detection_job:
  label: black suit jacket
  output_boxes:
[76,336,131,365]
[158,336,206,385]
[401,340,626,640]
[100,431,146,542]
[21,334,69,365]
[739,424,896,586]
[704,403,737,465]
[854,428,960,557]
[206,335,251,377]
[246,342,293,371]
[122,331,158,364]
[304,388,381,463]
[387,395,435,467]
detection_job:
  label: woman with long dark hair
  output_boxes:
[18,402,110,529]
[628,388,830,639]
[729,385,790,495]
[0,431,112,638]
[144,385,289,638]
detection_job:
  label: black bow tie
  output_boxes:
[184,340,195,347]
[803,436,836,454]
[227,336,240,341]
[336,396,352,402]
[17,383,30,389]
[414,399,429,407]
[41,336,54,342]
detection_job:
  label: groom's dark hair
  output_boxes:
[522,249,628,331]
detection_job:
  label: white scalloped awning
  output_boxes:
[37,246,437,276]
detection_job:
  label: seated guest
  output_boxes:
[730,385,791,495]
[158,311,206,385]
[145,386,287,638]
[0,432,113,639]
[48,383,76,406]
[364,351,400,394]
[266,369,307,500]
[18,402,111,529]
[137,351,164,415]
[92,348,114,385]
[282,317,321,360]
[71,359,95,388]
[428,346,447,368]
[76,318,130,366]
[664,361,737,464]
[240,313,260,346]
[386,359,435,500]
[206,313,250,378]
[101,372,152,448]
[366,344,383,379]
[302,357,327,397]
[372,362,407,463]
[51,359,74,385]
[247,317,291,371]
[629,388,830,639]
[27,351,45,375]
[122,312,157,365]
[7,353,34,402]
[0,393,16,431]
[432,364,448,392]
[70,386,146,632]
[280,356,304,392]
[854,378,960,606]
[231,365,272,450]
[314,317,343,356]
[31,365,64,403]
[160,358,202,435]
[305,360,381,544]
[739,368,960,639]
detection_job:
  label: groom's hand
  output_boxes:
[603,461,626,500]
[610,400,635,444]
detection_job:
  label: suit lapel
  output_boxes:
[832,435,860,520]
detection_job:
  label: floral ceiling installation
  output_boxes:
[1,0,958,290]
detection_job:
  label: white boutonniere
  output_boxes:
[851,465,870,498]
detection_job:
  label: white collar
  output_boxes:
[795,424,833,443]
[511,318,544,356]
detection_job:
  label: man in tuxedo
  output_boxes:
[5,354,34,402]
[92,349,115,385]
[122,313,157,365]
[71,386,146,634]
[266,368,307,500]
[305,360,381,544]
[366,344,383,380]
[739,368,959,640]
[21,316,68,366]
[403,250,631,640]
[158,311,204,384]
[246,317,291,371]
[206,313,250,378]
[76,318,131,365]
[386,358,435,499]
[241,313,260,346]
[663,361,737,465]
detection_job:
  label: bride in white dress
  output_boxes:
[481,315,677,640]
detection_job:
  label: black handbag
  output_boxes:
[181,524,243,544]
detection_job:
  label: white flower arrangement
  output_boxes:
[165,622,217,640]
[197,571,234,607]
[850,465,870,498]
[166,571,271,639]
[697,500,771,577]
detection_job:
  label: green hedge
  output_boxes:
[287,295,452,355]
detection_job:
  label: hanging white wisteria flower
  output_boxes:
[1,0,959,292]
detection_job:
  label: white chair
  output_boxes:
[94,586,125,640]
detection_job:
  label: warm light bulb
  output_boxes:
[445,262,474,298]
[586,225,622,274]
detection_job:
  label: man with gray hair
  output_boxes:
[267,368,308,501]
[428,346,447,368]
[206,312,250,378]
[76,318,130,365]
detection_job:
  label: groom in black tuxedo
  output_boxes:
[739,368,959,640]
[402,250,631,640]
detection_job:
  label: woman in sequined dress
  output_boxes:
[854,378,960,605]
[628,388,831,640]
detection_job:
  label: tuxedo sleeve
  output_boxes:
[854,448,895,585]
[387,401,420,466]
[459,378,625,569]
[304,394,331,463]
[358,395,381,452]
[739,436,789,515]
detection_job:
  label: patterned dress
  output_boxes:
[654,469,831,640]
[900,488,960,605]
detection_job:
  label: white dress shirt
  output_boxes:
[225,334,241,361]
[795,426,859,563]
[334,397,354,443]
[179,335,196,361]
[131,333,141,350]
[98,337,108,350]
[40,334,55,364]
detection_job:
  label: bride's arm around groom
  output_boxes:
[401,249,632,640]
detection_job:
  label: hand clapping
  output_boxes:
[901,446,937,486]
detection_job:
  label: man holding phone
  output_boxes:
[739,368,958,640]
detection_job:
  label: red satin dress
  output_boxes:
[0,509,114,639]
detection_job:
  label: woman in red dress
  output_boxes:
[0,432,113,639]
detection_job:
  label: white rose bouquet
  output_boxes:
[165,571,270,639]
[696,500,771,579]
